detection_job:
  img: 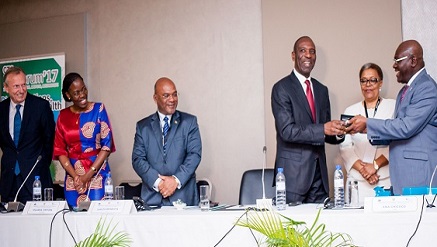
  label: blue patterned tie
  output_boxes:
[14,104,22,175]
[163,116,169,153]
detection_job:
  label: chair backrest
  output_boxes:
[238,168,276,205]
[119,182,142,200]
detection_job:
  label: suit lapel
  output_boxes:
[19,94,33,145]
[165,111,181,152]
[311,80,323,124]
[150,113,165,154]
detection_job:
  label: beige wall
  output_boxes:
[0,0,402,204]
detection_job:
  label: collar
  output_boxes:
[10,99,26,111]
[157,111,172,123]
[406,67,425,86]
[293,69,312,86]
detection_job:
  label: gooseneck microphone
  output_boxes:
[425,164,437,208]
[261,146,267,199]
[7,155,42,212]
[256,146,272,209]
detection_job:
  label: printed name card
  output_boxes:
[364,196,419,213]
[88,200,136,214]
[23,201,69,215]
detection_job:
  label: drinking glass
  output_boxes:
[44,188,53,201]
[199,185,210,211]
[115,186,125,200]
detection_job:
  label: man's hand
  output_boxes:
[324,120,346,136]
[346,115,367,134]
[158,175,178,198]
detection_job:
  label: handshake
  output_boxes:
[325,114,368,136]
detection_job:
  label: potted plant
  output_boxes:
[74,217,132,247]
[236,208,356,247]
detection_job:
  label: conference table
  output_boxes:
[0,199,436,247]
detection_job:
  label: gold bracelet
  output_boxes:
[91,166,97,173]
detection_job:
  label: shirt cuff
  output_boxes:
[172,175,181,189]
[153,177,162,192]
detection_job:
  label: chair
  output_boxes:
[119,181,142,199]
[238,169,276,205]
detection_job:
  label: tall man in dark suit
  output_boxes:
[0,66,55,204]
[347,40,437,195]
[271,36,345,203]
[132,77,202,206]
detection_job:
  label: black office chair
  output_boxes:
[119,181,142,199]
[238,169,276,205]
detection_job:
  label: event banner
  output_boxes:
[0,53,65,121]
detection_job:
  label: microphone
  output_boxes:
[425,164,437,208]
[256,146,272,209]
[7,155,42,212]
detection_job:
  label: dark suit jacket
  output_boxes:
[132,110,202,206]
[271,71,342,197]
[0,93,55,202]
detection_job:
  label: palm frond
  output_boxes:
[236,208,356,247]
[74,217,132,247]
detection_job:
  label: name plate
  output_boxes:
[88,200,136,214]
[23,201,68,215]
[364,196,419,213]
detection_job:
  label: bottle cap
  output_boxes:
[335,165,341,170]
[35,176,40,180]
[277,167,283,173]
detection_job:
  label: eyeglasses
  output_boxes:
[160,92,179,100]
[360,78,380,85]
[393,55,409,64]
[69,86,88,97]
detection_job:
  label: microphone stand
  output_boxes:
[7,156,42,212]
[256,146,272,210]
[426,164,437,208]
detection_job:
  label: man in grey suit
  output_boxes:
[347,40,437,195]
[271,36,345,203]
[132,77,202,206]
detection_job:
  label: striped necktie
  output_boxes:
[163,116,169,153]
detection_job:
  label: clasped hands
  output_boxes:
[158,175,177,198]
[355,160,380,185]
[324,115,367,136]
[74,175,88,194]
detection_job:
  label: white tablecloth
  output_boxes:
[0,201,435,247]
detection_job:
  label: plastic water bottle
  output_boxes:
[334,165,345,208]
[104,172,114,200]
[276,168,286,210]
[33,176,42,201]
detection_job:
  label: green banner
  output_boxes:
[0,54,65,121]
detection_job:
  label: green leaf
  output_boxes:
[74,217,132,247]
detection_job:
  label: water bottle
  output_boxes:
[33,176,42,201]
[104,172,114,200]
[334,165,345,208]
[276,168,286,210]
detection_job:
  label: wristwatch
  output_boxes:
[373,160,379,171]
